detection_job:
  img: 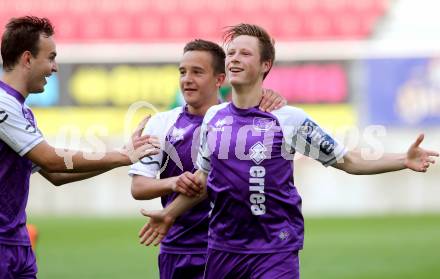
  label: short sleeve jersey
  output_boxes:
[130,106,210,254]
[0,81,43,246]
[197,102,346,253]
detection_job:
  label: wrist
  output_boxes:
[111,150,132,166]
[169,176,179,192]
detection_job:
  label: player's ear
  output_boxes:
[215,73,226,87]
[20,51,33,69]
[262,60,272,76]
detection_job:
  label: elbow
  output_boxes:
[336,152,362,175]
[52,180,64,187]
[131,185,152,200]
[40,159,65,173]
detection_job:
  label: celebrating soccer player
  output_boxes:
[0,16,159,278]
[130,39,285,279]
[139,23,439,279]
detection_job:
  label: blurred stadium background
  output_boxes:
[1,0,440,278]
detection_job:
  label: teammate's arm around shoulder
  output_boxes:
[332,134,439,175]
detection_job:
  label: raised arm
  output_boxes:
[333,134,438,175]
[138,170,208,246]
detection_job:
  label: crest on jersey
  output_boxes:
[253,117,275,131]
[250,141,267,165]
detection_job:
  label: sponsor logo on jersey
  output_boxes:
[249,165,266,216]
[298,119,336,155]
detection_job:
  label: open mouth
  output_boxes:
[229,67,244,73]
[184,88,197,92]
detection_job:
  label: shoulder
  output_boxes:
[0,91,21,111]
[204,102,229,122]
[270,105,309,126]
[148,106,183,126]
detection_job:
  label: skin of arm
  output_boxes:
[138,169,208,246]
[38,169,111,186]
[332,134,438,175]
[26,116,160,173]
[131,171,203,200]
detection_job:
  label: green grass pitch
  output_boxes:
[28,215,440,279]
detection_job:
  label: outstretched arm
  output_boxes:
[39,169,111,186]
[27,116,160,173]
[138,170,208,246]
[333,134,438,175]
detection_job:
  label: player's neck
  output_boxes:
[1,72,29,99]
[231,81,263,109]
[187,94,219,116]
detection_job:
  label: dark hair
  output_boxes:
[223,23,275,79]
[1,16,54,71]
[183,39,226,75]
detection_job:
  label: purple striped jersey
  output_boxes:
[0,80,43,246]
[197,102,347,253]
[130,106,210,254]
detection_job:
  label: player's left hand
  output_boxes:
[139,208,175,246]
[405,134,439,172]
[259,88,287,112]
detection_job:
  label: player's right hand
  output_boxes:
[139,209,175,246]
[172,171,202,197]
[121,116,161,163]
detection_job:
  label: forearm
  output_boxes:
[131,176,176,200]
[335,151,406,175]
[164,170,208,218]
[164,188,208,219]
[39,169,111,186]
[53,150,129,172]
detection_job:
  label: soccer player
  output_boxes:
[138,24,439,279]
[129,39,285,279]
[0,16,159,279]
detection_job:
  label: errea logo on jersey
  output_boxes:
[169,127,185,143]
[250,142,267,165]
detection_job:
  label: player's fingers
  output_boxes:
[412,134,424,148]
[145,230,159,246]
[140,208,149,217]
[259,89,273,111]
[133,115,151,138]
[141,148,160,157]
[175,185,191,196]
[180,174,198,189]
[153,234,165,246]
[427,150,440,157]
[139,227,154,244]
[181,173,201,190]
[426,158,436,164]
[138,222,150,237]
